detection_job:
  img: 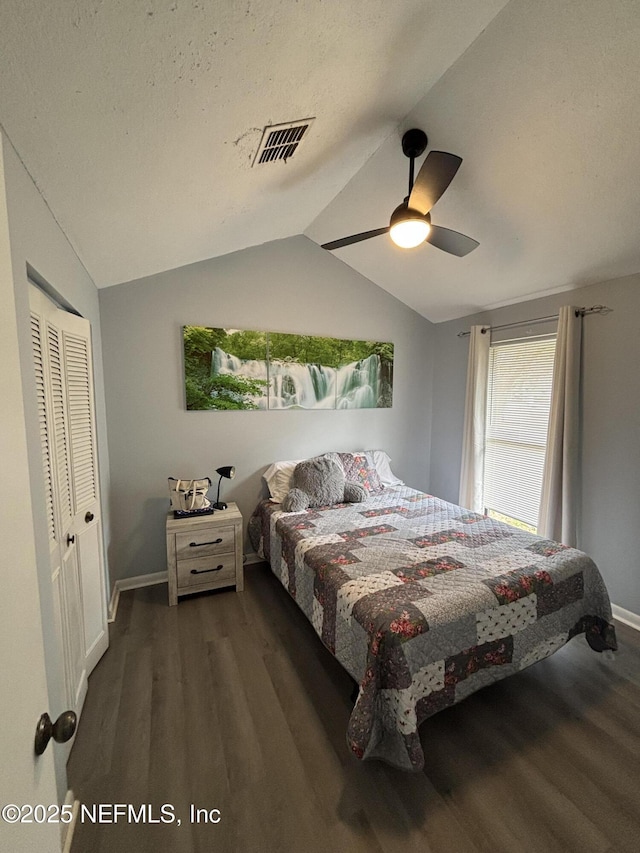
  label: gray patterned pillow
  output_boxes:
[337,452,384,493]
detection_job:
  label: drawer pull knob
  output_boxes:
[189,537,223,547]
[190,564,224,575]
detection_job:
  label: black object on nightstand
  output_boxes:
[213,465,235,510]
[173,506,214,519]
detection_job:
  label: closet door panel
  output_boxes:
[62,324,107,666]
[30,313,56,543]
[59,546,86,709]
[46,321,73,533]
[77,518,107,669]
[64,331,97,511]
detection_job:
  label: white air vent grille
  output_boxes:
[252,118,315,166]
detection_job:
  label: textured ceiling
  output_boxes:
[1,0,639,322]
[0,0,507,291]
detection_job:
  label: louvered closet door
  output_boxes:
[63,327,108,675]
[29,285,108,746]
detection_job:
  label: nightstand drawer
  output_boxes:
[175,525,235,560]
[177,553,237,589]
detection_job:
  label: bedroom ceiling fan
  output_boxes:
[321,129,479,257]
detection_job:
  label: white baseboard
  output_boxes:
[60,790,78,853]
[612,603,640,632]
[108,571,168,623]
[107,558,266,623]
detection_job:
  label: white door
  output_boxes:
[0,226,59,848]
[29,284,108,750]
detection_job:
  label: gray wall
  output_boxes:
[429,273,640,616]
[99,235,435,582]
[2,132,110,803]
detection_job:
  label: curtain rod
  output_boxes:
[456,305,612,337]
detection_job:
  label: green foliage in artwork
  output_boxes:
[183,325,227,356]
[183,325,268,410]
[223,329,268,360]
[371,341,394,364]
[268,333,393,368]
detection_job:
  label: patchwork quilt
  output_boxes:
[248,486,617,771]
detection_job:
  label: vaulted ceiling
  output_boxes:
[1,0,639,322]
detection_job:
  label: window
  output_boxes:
[483,336,555,533]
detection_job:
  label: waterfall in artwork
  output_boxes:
[336,354,380,409]
[212,347,270,408]
[269,361,337,409]
[212,347,385,409]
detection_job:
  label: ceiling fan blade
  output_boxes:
[426,225,479,257]
[408,151,462,215]
[321,227,389,251]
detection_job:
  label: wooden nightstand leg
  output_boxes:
[235,520,244,592]
[167,533,178,605]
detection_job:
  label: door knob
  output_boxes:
[34,710,77,755]
[67,534,75,546]
[85,511,94,523]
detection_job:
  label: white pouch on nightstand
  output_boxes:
[168,477,212,512]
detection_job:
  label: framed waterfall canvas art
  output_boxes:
[183,325,393,411]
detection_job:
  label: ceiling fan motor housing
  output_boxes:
[390,202,430,228]
[401,128,428,159]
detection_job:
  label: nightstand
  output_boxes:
[166,502,243,606]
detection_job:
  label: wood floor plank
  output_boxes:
[142,594,195,853]
[504,673,640,817]
[419,708,543,853]
[460,699,610,853]
[490,687,640,853]
[68,567,640,853]
[67,586,132,785]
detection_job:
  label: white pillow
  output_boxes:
[262,459,304,503]
[365,450,404,486]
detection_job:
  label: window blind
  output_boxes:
[483,336,556,529]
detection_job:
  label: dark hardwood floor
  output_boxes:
[68,564,640,853]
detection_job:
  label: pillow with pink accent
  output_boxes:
[337,452,384,493]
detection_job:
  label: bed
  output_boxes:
[248,454,617,771]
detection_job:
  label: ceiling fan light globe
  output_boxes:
[390,218,430,249]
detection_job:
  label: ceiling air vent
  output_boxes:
[252,118,315,166]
